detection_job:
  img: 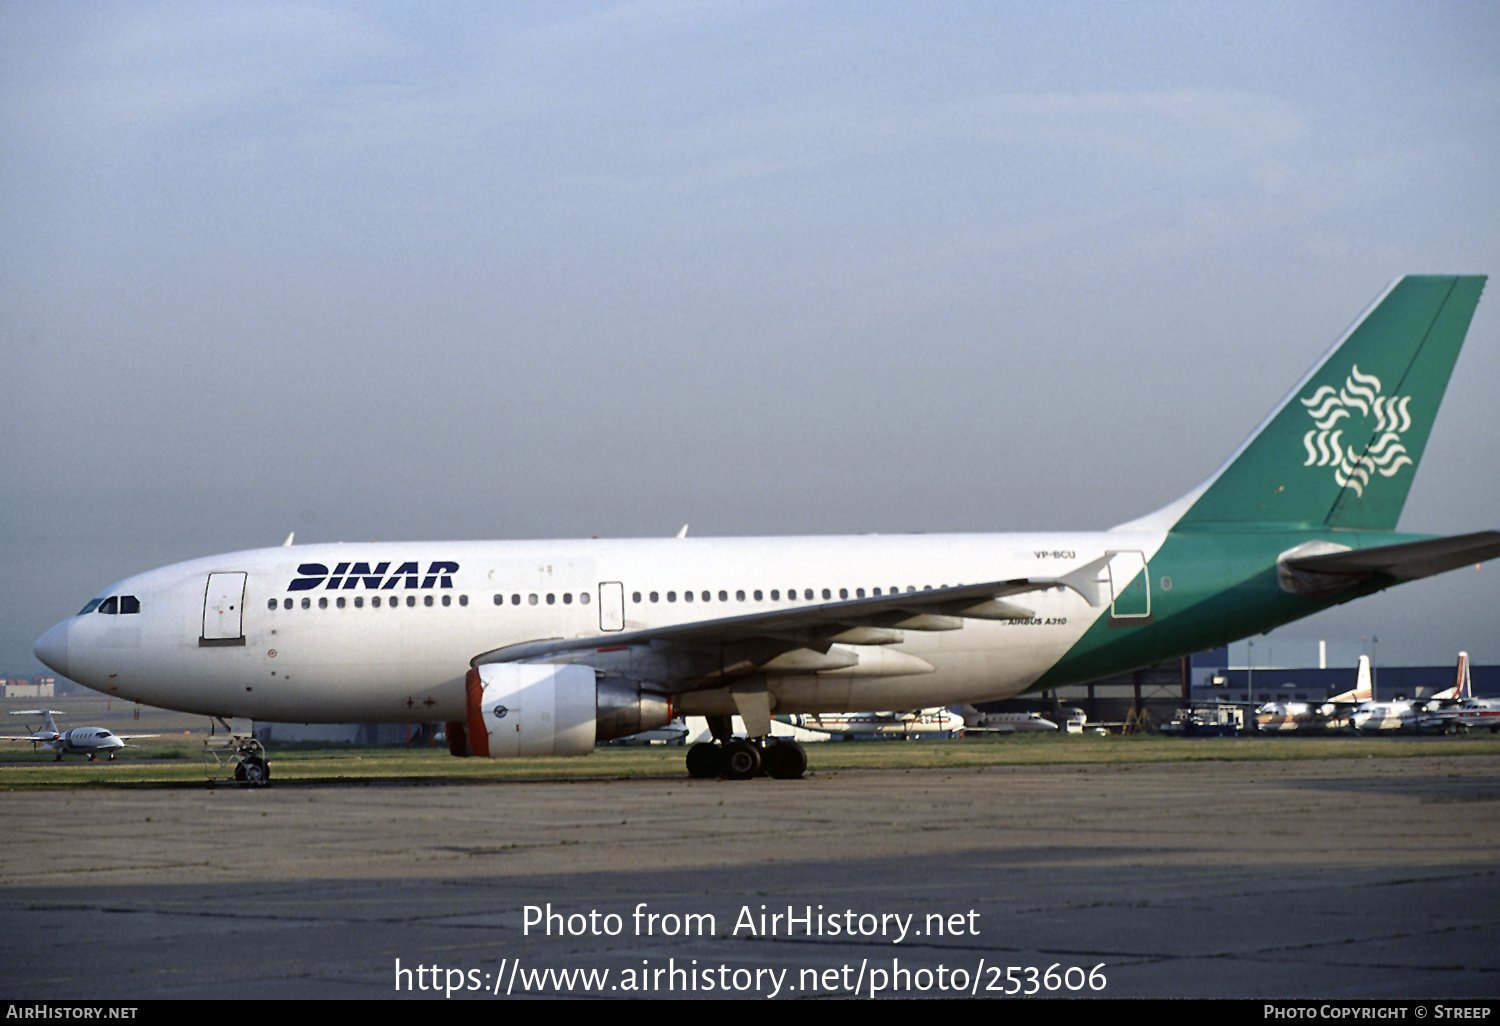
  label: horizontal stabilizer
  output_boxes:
[1284,530,1500,582]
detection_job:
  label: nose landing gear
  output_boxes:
[205,718,271,787]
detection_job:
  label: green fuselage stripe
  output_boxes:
[1031,529,1417,690]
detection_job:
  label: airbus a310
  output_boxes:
[33,276,1500,781]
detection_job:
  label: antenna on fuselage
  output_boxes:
[282,532,295,547]
[676,524,689,539]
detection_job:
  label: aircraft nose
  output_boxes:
[34,620,70,679]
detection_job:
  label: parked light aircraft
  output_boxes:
[1,710,157,761]
[32,276,1500,782]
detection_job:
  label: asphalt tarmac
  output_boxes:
[2,755,1497,999]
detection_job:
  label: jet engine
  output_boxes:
[446,663,673,758]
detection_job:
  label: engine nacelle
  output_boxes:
[460,664,674,758]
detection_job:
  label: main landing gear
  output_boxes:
[685,716,806,780]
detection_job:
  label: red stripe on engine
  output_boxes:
[465,667,491,759]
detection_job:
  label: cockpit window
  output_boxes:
[98,597,119,614]
[120,595,140,614]
[78,598,104,616]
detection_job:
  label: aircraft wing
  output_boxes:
[1283,530,1500,582]
[471,556,1111,685]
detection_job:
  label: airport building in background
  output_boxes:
[3,676,54,699]
[992,643,1496,728]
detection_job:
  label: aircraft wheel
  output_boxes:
[723,740,761,780]
[764,741,806,780]
[235,756,270,787]
[685,743,725,779]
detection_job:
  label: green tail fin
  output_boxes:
[1171,275,1486,532]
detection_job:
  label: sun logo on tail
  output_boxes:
[1300,365,1414,497]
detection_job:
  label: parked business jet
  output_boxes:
[1,710,157,761]
[32,277,1500,781]
[961,708,1062,734]
[777,708,966,739]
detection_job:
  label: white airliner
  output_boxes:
[32,277,1500,782]
[1417,653,1500,734]
[1,710,157,761]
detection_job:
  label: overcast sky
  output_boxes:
[4,0,1498,675]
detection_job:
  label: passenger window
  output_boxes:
[563,593,572,605]
[424,595,434,607]
[441,595,450,607]
[579,592,589,605]
[301,598,311,610]
[318,597,328,609]
[373,596,382,608]
[529,594,538,605]
[703,591,711,602]
[459,595,468,606]
[406,595,416,607]
[512,594,521,605]
[823,588,832,600]
[337,597,346,609]
[754,590,763,601]
[650,592,659,603]
[494,594,503,606]
[633,592,642,603]
[354,596,364,608]
[718,591,727,602]
[804,589,814,600]
[856,588,865,598]
[838,588,847,600]
[667,592,677,602]
[283,598,293,610]
[546,593,555,605]
[771,590,780,600]
[684,591,693,602]
[267,599,277,611]
[736,590,745,601]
